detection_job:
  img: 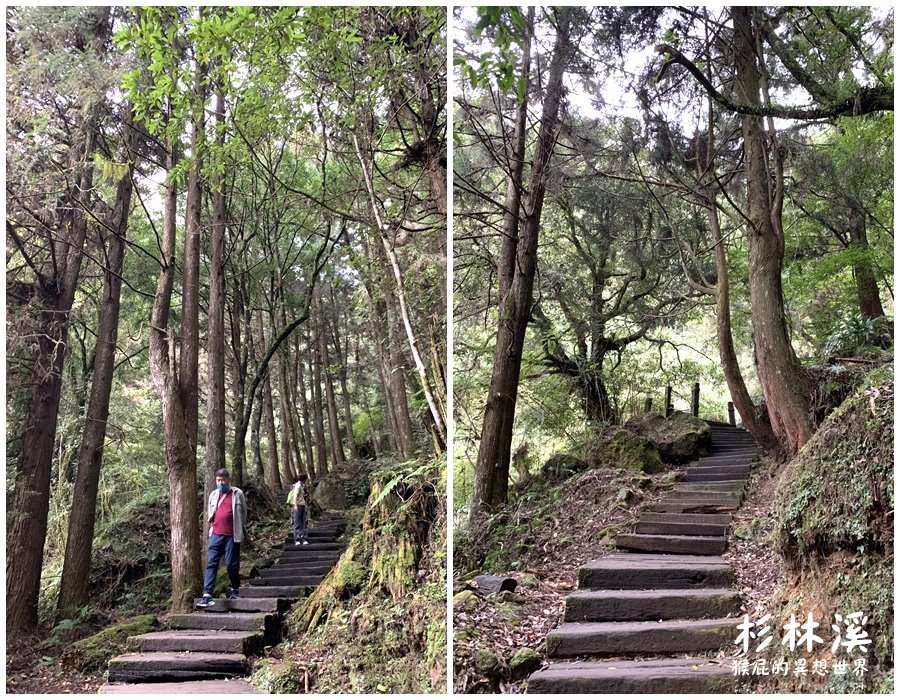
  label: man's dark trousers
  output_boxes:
[203,533,240,594]
[292,505,308,542]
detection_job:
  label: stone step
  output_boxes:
[640,512,732,525]
[564,588,742,622]
[100,679,261,693]
[688,462,752,471]
[578,554,734,590]
[107,652,247,683]
[659,493,741,506]
[672,480,745,492]
[616,533,727,555]
[281,542,343,552]
[546,618,738,657]
[526,658,735,693]
[191,597,289,613]
[683,471,749,483]
[646,501,738,514]
[130,630,264,655]
[169,612,273,633]
[277,550,341,561]
[240,585,307,598]
[696,452,757,467]
[634,519,727,537]
[262,562,335,577]
[249,574,324,587]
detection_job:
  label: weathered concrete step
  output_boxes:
[240,585,307,598]
[262,563,334,577]
[249,574,324,587]
[281,542,343,552]
[616,533,727,555]
[579,554,733,590]
[277,550,341,562]
[546,618,738,657]
[672,480,744,492]
[640,512,732,525]
[688,463,751,472]
[526,658,735,693]
[634,519,727,537]
[696,452,758,467]
[646,501,738,514]
[564,588,741,622]
[659,493,741,506]
[683,471,749,483]
[169,612,273,632]
[100,679,261,693]
[131,630,264,655]
[107,652,247,683]
[191,597,290,613]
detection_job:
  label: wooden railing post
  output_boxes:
[691,382,700,417]
[644,397,652,413]
[664,385,673,417]
[727,401,736,426]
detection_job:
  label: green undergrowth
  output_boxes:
[59,614,157,674]
[250,459,446,694]
[759,364,893,693]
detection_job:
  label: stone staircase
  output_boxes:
[101,488,346,693]
[527,421,758,693]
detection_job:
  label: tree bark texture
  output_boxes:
[7,106,101,633]
[310,328,329,476]
[148,140,202,614]
[316,291,346,466]
[847,197,886,320]
[472,9,573,522]
[732,5,812,455]
[204,86,227,490]
[57,106,137,617]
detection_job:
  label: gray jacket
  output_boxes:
[207,487,247,543]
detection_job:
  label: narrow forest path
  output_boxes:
[100,489,346,694]
[527,421,758,693]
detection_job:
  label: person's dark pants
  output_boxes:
[292,505,308,542]
[203,533,240,595]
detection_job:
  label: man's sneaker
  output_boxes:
[227,588,241,600]
[294,540,300,546]
[196,594,215,608]
[302,539,309,545]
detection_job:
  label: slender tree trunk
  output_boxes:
[179,57,206,462]
[57,106,137,617]
[251,391,264,478]
[310,327,330,476]
[472,10,572,523]
[148,139,202,614]
[732,6,812,454]
[846,197,886,320]
[294,336,315,473]
[328,286,358,459]
[6,102,102,633]
[205,86,227,491]
[316,291,346,465]
[707,199,782,456]
[276,359,297,484]
[257,313,281,490]
[353,137,446,446]
[384,293,417,455]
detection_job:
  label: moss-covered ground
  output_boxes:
[730,365,893,693]
[249,459,446,694]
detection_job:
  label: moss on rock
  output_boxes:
[60,614,157,674]
[541,453,589,480]
[509,647,541,679]
[589,427,664,474]
[624,411,711,463]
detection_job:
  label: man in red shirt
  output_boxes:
[197,468,247,607]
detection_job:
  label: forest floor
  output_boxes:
[453,464,681,693]
[6,636,105,694]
